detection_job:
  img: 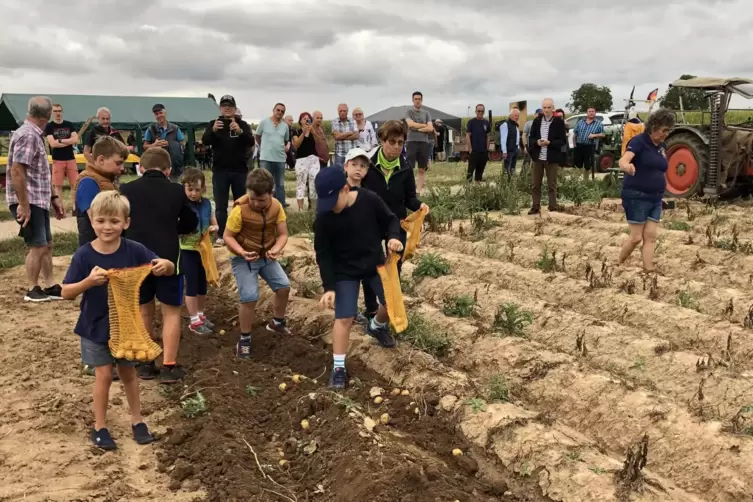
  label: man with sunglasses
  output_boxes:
[201,95,253,245]
[256,103,291,207]
[465,104,491,182]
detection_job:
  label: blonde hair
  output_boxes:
[139,147,171,171]
[90,191,130,219]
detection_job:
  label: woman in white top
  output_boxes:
[353,107,378,153]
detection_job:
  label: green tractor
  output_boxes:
[665,77,753,198]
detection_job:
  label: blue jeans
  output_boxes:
[503,151,518,175]
[336,276,385,320]
[213,170,247,236]
[231,256,290,303]
[621,189,663,224]
[260,160,287,206]
[333,154,346,171]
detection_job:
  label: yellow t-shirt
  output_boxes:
[225,204,287,255]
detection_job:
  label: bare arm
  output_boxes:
[10,163,29,207]
[418,123,434,134]
[270,222,288,254]
[223,230,246,256]
[405,119,424,130]
[618,151,635,171]
[465,132,472,151]
[61,276,96,300]
[292,132,306,149]
[254,135,261,149]
[83,145,93,164]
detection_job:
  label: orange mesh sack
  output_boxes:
[377,253,408,333]
[400,206,428,261]
[107,264,163,362]
[198,232,219,286]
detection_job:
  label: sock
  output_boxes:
[273,317,285,326]
[190,315,201,324]
[333,354,346,369]
[240,332,251,341]
[198,311,205,319]
[163,362,175,367]
[369,317,387,330]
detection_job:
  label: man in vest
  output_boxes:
[499,108,521,177]
[143,104,185,181]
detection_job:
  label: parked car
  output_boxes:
[565,112,626,172]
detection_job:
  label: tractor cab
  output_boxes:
[665,77,753,198]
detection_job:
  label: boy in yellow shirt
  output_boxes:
[223,169,291,358]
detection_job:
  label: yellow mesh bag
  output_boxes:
[400,206,428,261]
[377,253,407,333]
[107,264,163,362]
[198,232,220,287]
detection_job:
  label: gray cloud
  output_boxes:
[0,0,751,122]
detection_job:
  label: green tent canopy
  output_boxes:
[0,93,219,165]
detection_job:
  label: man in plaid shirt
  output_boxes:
[6,96,66,302]
[332,103,359,170]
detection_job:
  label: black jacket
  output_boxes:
[201,118,253,173]
[362,148,422,220]
[528,115,567,164]
[119,170,198,265]
[314,188,401,292]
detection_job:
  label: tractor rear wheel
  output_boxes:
[597,152,615,173]
[665,132,708,198]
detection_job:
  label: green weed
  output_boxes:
[492,302,534,338]
[442,293,477,318]
[181,392,207,418]
[395,311,452,357]
[413,253,452,279]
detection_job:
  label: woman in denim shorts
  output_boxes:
[617,108,676,272]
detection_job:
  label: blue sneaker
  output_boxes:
[91,428,117,450]
[132,422,155,445]
[367,323,396,348]
[236,338,252,359]
[200,316,215,331]
[328,367,349,390]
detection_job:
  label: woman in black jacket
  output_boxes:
[527,99,566,214]
[358,120,429,323]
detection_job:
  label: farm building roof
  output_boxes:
[0,93,219,131]
[366,105,462,131]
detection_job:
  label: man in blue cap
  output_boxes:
[313,168,403,390]
[521,108,542,171]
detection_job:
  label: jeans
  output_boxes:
[260,160,287,206]
[621,189,663,224]
[231,256,290,303]
[213,170,247,237]
[503,150,518,175]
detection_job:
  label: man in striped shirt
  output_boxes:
[573,107,605,174]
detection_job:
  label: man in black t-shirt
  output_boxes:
[44,103,79,196]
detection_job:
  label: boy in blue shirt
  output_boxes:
[62,191,175,450]
[179,168,218,335]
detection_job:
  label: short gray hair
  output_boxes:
[645,108,676,134]
[28,96,52,120]
[96,107,111,117]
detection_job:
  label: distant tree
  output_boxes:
[566,83,613,113]
[659,74,709,110]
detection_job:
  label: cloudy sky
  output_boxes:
[1,0,752,123]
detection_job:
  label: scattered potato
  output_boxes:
[374,396,384,404]
[279,459,288,467]
[300,419,310,430]
[391,388,401,396]
[380,413,390,425]
[401,389,410,396]
[279,383,288,392]
[414,407,420,415]
[452,448,463,456]
[219,329,226,335]
[292,374,302,384]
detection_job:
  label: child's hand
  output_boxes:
[87,266,109,286]
[208,225,219,233]
[151,259,173,276]
[387,239,404,253]
[266,248,282,260]
[420,202,430,215]
[242,251,259,262]
[319,291,335,309]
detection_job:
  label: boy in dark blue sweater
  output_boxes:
[62,191,174,450]
[314,168,403,389]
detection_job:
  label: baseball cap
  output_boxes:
[152,103,165,113]
[219,95,236,106]
[344,147,371,164]
[535,108,542,114]
[315,168,347,214]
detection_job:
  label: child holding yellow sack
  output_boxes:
[62,191,174,450]
[179,168,219,335]
[314,168,403,390]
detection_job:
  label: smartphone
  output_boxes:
[662,200,676,210]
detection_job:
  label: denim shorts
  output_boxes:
[80,337,139,368]
[622,190,662,224]
[9,204,51,247]
[335,275,385,320]
[231,256,290,303]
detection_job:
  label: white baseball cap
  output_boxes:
[344,147,371,164]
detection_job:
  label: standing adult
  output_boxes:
[83,107,126,164]
[201,95,253,245]
[465,104,491,182]
[404,91,434,193]
[284,115,296,171]
[527,98,566,214]
[434,119,447,162]
[332,104,359,170]
[499,108,522,177]
[353,108,378,153]
[573,107,605,175]
[521,108,540,172]
[6,96,66,302]
[45,104,79,204]
[292,112,320,211]
[256,103,291,206]
[311,111,331,168]
[143,103,185,181]
[617,108,675,272]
